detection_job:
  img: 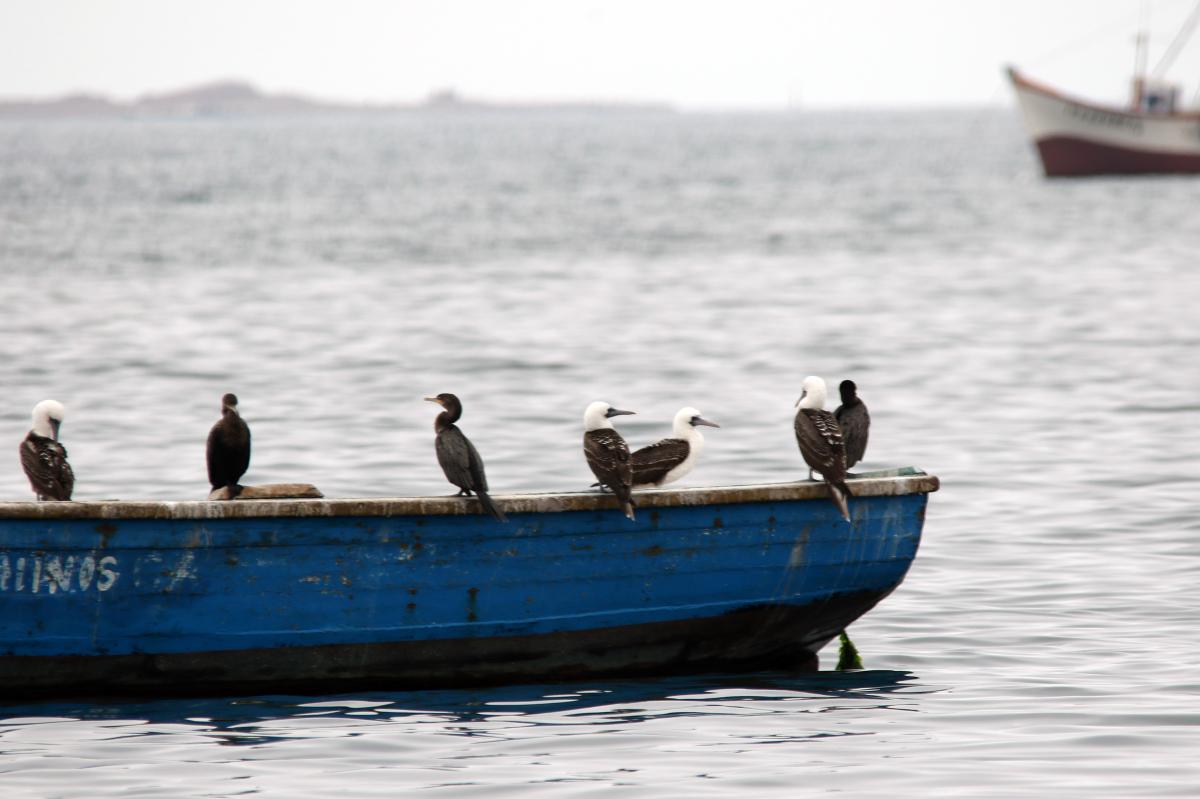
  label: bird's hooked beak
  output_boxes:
[692,416,720,428]
[606,407,635,418]
[794,389,807,408]
[49,418,62,441]
[424,396,445,407]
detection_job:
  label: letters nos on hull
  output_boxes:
[0,552,119,594]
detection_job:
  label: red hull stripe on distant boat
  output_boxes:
[1036,136,1200,177]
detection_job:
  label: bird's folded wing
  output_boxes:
[585,429,632,484]
[795,409,843,470]
[21,437,73,498]
[436,427,480,490]
[839,406,870,466]
[631,437,688,484]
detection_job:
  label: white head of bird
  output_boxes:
[674,407,720,439]
[795,376,828,410]
[584,401,635,431]
[31,399,66,440]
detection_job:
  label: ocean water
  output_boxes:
[1,109,1198,796]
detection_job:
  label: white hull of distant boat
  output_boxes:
[1008,67,1200,177]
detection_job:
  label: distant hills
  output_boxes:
[0,81,672,119]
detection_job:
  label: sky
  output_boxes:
[3,0,1200,109]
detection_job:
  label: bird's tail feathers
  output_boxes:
[828,482,851,522]
[476,489,508,523]
[613,484,637,521]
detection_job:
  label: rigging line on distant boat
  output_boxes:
[1022,5,1161,70]
[1150,0,1200,78]
[1021,0,1195,78]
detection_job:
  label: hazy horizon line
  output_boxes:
[0,77,1020,113]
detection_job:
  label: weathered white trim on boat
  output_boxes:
[0,469,938,521]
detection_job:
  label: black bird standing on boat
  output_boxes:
[631,406,720,488]
[794,376,852,522]
[835,379,870,471]
[583,401,637,520]
[207,393,251,498]
[19,399,75,501]
[425,393,507,523]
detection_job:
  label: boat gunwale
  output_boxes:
[1007,65,1200,122]
[0,471,939,521]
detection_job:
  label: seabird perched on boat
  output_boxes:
[794,376,852,522]
[631,407,720,488]
[583,401,637,521]
[206,393,251,498]
[424,393,507,523]
[835,379,870,471]
[19,399,75,501]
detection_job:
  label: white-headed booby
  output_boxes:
[20,399,74,501]
[425,393,507,523]
[206,393,251,498]
[794,376,852,521]
[583,401,637,520]
[631,406,720,488]
[835,379,870,470]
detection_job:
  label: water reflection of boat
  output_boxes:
[1008,2,1200,176]
[0,670,926,737]
[0,468,936,699]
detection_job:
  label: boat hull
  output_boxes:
[0,592,894,697]
[1008,67,1200,176]
[1034,135,1200,176]
[0,472,936,698]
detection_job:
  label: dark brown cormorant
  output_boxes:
[207,393,251,498]
[631,406,720,488]
[583,401,636,520]
[425,393,507,523]
[19,399,74,501]
[835,379,870,470]
[794,376,852,522]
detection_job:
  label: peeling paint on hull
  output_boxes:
[0,470,937,698]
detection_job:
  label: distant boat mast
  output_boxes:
[1131,3,1149,109]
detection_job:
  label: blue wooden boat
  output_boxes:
[0,468,937,698]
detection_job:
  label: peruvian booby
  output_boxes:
[19,399,75,501]
[631,406,720,488]
[425,393,507,523]
[206,393,251,498]
[794,376,853,522]
[835,379,870,470]
[583,401,637,520]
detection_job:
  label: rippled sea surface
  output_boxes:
[2,110,1198,796]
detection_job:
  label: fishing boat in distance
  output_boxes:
[0,468,937,699]
[1008,2,1200,176]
